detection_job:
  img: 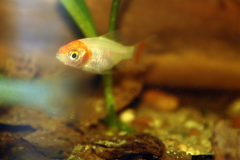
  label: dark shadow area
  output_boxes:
[56,2,85,39]
[0,123,36,133]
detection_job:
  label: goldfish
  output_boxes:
[56,32,145,74]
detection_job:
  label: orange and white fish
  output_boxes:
[56,32,145,74]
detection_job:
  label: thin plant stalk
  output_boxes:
[101,0,121,131]
[103,0,136,133]
[108,0,121,32]
[101,74,117,131]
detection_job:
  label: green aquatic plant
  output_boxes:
[60,0,135,132]
[60,0,97,37]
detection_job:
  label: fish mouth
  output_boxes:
[56,53,66,64]
[56,53,75,67]
[56,53,61,60]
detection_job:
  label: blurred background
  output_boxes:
[1,0,240,113]
[1,0,240,158]
[1,0,240,89]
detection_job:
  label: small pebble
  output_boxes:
[119,109,135,124]
[142,89,179,111]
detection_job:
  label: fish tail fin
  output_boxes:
[115,40,146,72]
[133,40,146,64]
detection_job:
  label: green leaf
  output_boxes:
[60,0,97,37]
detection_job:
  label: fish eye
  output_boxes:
[68,50,80,61]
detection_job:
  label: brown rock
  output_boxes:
[0,107,87,158]
[68,133,167,160]
[0,107,65,131]
[5,54,37,80]
[113,77,143,111]
[131,115,153,132]
[0,132,52,160]
[212,120,240,160]
[24,129,85,158]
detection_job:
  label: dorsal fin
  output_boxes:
[99,31,132,45]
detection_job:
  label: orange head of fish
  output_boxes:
[56,40,91,68]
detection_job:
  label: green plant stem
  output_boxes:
[102,0,121,131]
[108,0,121,32]
[60,0,97,37]
[101,74,117,131]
